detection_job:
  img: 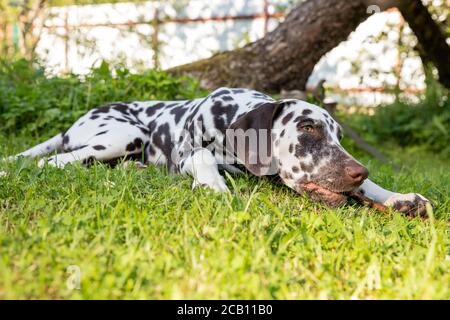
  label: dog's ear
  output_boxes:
[227,102,284,176]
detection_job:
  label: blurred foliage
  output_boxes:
[347,0,448,90]
[0,0,49,59]
[0,59,205,136]
[423,0,450,35]
[341,76,450,157]
[49,0,147,6]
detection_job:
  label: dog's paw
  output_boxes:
[384,193,431,217]
[38,156,67,168]
[37,158,47,168]
[192,175,229,193]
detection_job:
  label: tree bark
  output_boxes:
[169,0,449,91]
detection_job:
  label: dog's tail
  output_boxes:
[5,133,64,162]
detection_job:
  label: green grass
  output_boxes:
[0,134,449,299]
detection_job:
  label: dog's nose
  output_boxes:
[345,163,369,184]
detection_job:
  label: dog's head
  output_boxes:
[228,100,368,207]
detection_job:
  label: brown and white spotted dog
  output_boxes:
[8,87,429,216]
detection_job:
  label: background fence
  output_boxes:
[37,0,287,73]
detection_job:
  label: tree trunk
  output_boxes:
[169,0,449,91]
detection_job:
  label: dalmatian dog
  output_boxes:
[8,87,429,216]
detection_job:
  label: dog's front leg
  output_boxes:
[358,179,430,217]
[178,147,229,193]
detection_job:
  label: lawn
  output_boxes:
[0,133,448,299]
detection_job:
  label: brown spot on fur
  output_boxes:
[300,162,314,173]
[282,112,294,125]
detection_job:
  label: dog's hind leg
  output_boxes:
[38,124,150,168]
[5,133,64,161]
[37,147,91,168]
[38,142,133,168]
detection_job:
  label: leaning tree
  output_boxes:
[169,0,450,91]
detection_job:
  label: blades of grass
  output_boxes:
[244,185,259,213]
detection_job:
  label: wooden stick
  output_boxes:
[348,191,390,213]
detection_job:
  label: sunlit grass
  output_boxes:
[0,135,448,299]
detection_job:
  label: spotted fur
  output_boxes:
[8,87,430,216]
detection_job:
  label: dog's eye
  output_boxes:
[301,125,315,133]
